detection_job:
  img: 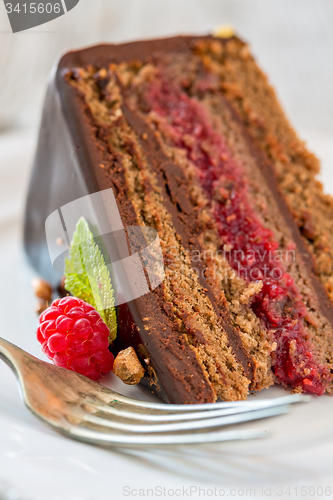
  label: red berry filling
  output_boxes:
[141,75,331,395]
[37,296,114,380]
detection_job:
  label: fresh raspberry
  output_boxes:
[37,296,114,380]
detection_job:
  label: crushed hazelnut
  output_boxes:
[239,281,263,304]
[289,339,297,356]
[98,68,108,78]
[113,346,145,385]
[57,276,68,298]
[34,300,48,315]
[212,24,235,39]
[114,108,122,118]
[209,40,223,56]
[31,277,52,302]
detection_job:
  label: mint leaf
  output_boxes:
[64,217,117,342]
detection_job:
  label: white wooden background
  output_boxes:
[0,3,333,499]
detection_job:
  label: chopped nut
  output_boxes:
[239,281,263,304]
[31,277,52,301]
[113,346,145,385]
[34,300,48,315]
[209,40,223,56]
[114,108,122,118]
[240,45,250,60]
[212,24,235,39]
[98,68,108,78]
[56,237,64,246]
[57,276,68,298]
[289,339,297,356]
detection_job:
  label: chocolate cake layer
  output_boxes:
[24,35,333,400]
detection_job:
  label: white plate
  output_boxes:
[1,131,333,500]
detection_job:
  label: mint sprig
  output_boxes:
[64,217,117,342]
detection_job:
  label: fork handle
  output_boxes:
[0,337,32,377]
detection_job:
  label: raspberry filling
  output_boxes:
[141,76,331,395]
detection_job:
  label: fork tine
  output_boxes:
[75,404,289,434]
[82,402,262,422]
[66,426,269,447]
[90,390,311,413]
[0,338,309,449]
[83,393,310,422]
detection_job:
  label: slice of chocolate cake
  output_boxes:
[24,34,333,403]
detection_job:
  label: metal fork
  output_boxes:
[0,338,310,447]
